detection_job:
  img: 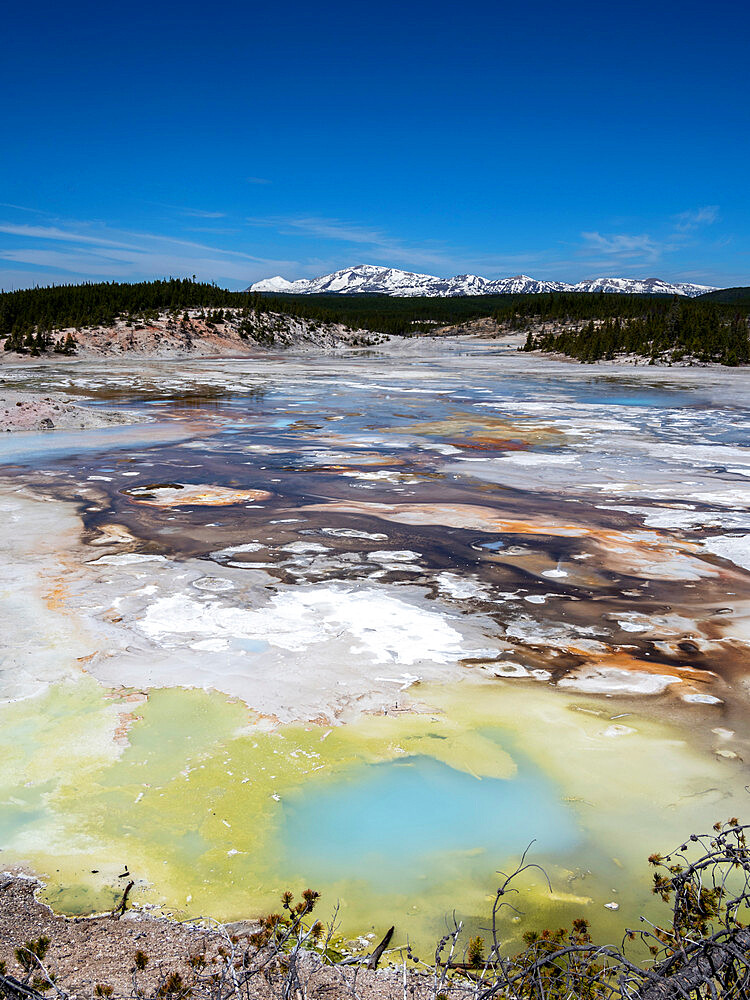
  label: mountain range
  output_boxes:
[249,264,717,298]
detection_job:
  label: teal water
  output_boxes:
[0,422,190,464]
[280,754,579,890]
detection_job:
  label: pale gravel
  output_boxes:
[0,389,135,433]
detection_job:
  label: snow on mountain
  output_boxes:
[249,275,296,292]
[248,264,717,298]
[568,276,717,296]
[485,275,570,294]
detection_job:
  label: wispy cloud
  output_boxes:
[257,216,391,246]
[673,205,720,231]
[0,217,301,290]
[146,200,229,220]
[0,202,47,215]
[179,208,227,219]
[572,206,724,276]
[0,205,729,292]
[0,220,295,262]
[246,176,271,185]
[578,231,667,263]
[0,222,143,251]
[183,226,241,235]
[249,213,722,282]
[246,214,490,274]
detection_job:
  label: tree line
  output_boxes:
[521,300,750,365]
[1,279,748,363]
[0,279,271,353]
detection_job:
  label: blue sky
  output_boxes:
[1,0,748,290]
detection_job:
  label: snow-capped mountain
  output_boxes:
[248,275,298,293]
[566,276,716,296]
[249,264,717,298]
[487,275,569,294]
[250,265,487,296]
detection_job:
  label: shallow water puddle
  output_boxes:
[0,678,744,950]
[280,753,579,890]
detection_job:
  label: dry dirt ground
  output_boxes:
[0,877,444,1000]
[0,309,384,364]
[430,317,514,340]
[0,389,135,433]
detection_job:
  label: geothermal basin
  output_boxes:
[1,337,750,952]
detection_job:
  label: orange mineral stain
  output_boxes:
[123,483,272,507]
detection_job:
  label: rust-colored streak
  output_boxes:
[451,438,529,451]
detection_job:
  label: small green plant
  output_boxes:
[14,936,51,977]
[467,934,485,968]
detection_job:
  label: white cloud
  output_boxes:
[673,205,720,231]
[246,214,541,276]
[579,231,667,263]
[264,216,392,246]
[574,207,725,275]
[0,218,303,290]
[179,208,227,219]
[0,207,730,292]
[0,222,143,251]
